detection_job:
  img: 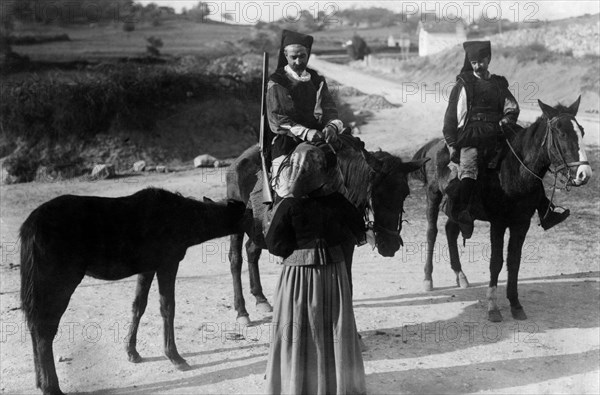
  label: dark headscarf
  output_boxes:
[460,41,492,73]
[276,29,314,69]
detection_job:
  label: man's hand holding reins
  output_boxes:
[322,124,338,144]
[448,145,459,163]
[306,129,324,142]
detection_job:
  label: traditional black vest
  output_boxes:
[269,68,325,158]
[456,72,509,148]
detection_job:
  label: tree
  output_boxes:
[187,2,212,23]
[0,1,16,56]
[146,36,163,57]
[123,20,135,37]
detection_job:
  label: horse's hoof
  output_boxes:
[256,301,273,313]
[43,388,65,395]
[175,361,192,371]
[511,306,527,320]
[423,280,433,292]
[457,272,469,288]
[127,351,143,364]
[236,315,251,326]
[488,309,503,322]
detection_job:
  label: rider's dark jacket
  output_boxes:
[443,71,519,150]
[266,67,342,159]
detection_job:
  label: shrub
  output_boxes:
[0,60,264,182]
[8,34,70,45]
[146,36,163,57]
[0,63,262,141]
[123,21,135,34]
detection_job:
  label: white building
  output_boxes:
[417,17,467,57]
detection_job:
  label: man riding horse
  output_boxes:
[443,40,570,239]
[266,29,348,200]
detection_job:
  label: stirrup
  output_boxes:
[539,207,570,231]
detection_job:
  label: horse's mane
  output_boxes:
[550,103,572,113]
[527,103,572,130]
[372,150,410,198]
[136,187,209,205]
[336,144,373,211]
[136,187,186,200]
[336,138,411,215]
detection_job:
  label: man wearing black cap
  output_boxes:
[266,29,345,193]
[443,40,569,238]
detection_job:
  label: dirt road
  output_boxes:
[1,60,598,394]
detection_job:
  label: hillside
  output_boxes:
[491,13,600,58]
[2,16,598,183]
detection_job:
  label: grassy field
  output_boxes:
[9,19,411,61]
[11,19,255,60]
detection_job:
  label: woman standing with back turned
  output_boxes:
[263,165,366,395]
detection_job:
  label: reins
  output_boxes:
[503,115,588,190]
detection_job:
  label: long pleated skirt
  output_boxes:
[265,260,366,395]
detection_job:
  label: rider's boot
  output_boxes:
[538,197,570,230]
[457,178,476,239]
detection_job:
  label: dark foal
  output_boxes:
[412,97,592,321]
[226,136,429,324]
[20,188,245,395]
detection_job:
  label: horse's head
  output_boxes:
[369,152,430,257]
[538,96,592,187]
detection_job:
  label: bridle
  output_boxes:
[544,114,589,186]
[363,163,407,249]
[504,114,588,191]
[503,113,589,218]
[336,133,407,250]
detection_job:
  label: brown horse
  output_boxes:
[226,135,429,323]
[412,97,592,322]
[19,188,246,395]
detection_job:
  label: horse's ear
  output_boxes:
[203,196,215,203]
[567,95,581,116]
[364,152,384,173]
[399,157,431,173]
[538,99,559,119]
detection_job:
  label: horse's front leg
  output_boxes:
[445,220,470,289]
[156,263,189,371]
[246,238,272,314]
[507,222,530,320]
[488,222,506,322]
[125,271,155,363]
[424,190,443,291]
[228,233,250,324]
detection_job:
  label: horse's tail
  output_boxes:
[411,138,440,184]
[19,213,40,325]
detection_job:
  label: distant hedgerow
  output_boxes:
[0,63,260,142]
